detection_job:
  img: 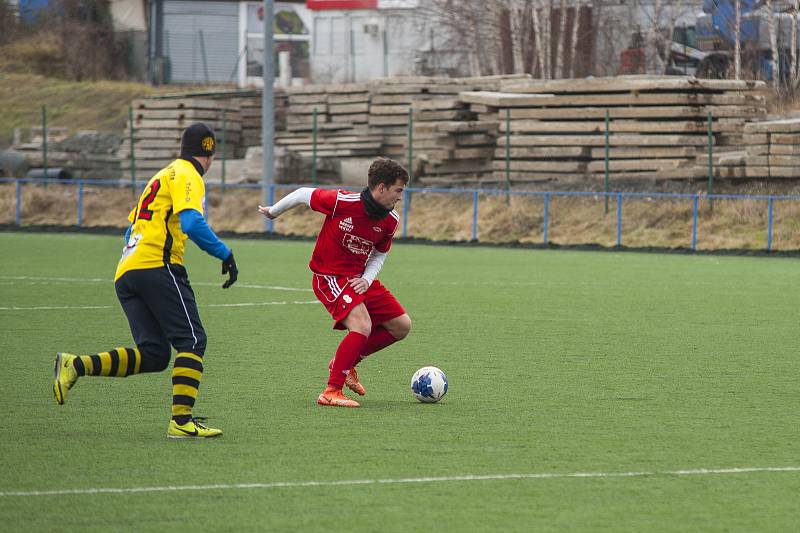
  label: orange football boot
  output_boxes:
[317,386,360,408]
[328,358,366,396]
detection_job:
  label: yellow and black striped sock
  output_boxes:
[171,352,203,424]
[73,347,142,377]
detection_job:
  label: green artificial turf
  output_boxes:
[0,232,798,531]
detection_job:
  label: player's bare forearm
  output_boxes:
[348,277,369,294]
[257,205,277,219]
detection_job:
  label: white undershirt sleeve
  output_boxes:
[268,187,314,217]
[362,250,387,285]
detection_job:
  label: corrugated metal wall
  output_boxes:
[163,1,239,83]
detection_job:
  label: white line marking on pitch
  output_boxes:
[0,301,319,311]
[0,275,312,292]
[1,466,797,498]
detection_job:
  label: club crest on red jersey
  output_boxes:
[343,233,373,256]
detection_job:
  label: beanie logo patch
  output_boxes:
[202,136,215,153]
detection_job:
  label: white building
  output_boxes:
[138,0,442,86]
[108,0,712,86]
[307,0,443,83]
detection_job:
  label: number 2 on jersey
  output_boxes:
[137,180,161,221]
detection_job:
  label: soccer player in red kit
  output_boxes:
[258,158,411,407]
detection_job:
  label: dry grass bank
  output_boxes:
[2,182,799,251]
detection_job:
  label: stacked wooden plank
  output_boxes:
[119,97,240,180]
[368,77,478,159]
[278,78,496,165]
[460,76,766,182]
[694,150,748,179]
[231,90,288,155]
[275,132,383,158]
[236,94,262,153]
[278,83,381,163]
[744,118,800,178]
[328,84,371,126]
[409,98,496,183]
[368,81,425,158]
[15,130,121,180]
[285,85,329,130]
[273,76,523,176]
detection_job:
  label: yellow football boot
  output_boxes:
[53,353,79,405]
[167,417,223,439]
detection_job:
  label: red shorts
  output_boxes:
[312,274,406,330]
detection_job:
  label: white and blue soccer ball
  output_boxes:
[410,366,448,403]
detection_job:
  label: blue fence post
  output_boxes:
[766,197,773,252]
[402,189,410,238]
[77,181,84,227]
[15,180,22,225]
[471,190,479,241]
[616,192,622,247]
[691,195,699,251]
[543,193,549,244]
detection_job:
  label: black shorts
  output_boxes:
[115,264,207,360]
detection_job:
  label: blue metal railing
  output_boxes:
[3,177,800,252]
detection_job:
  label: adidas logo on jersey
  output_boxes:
[339,217,354,232]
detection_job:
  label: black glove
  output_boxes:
[221,251,238,289]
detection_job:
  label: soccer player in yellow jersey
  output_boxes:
[52,123,238,439]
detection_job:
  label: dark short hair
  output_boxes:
[368,157,409,189]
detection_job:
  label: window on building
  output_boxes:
[246,2,310,83]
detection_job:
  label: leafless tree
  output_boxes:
[511,1,526,73]
[568,0,582,78]
[592,1,624,76]
[415,0,594,80]
[790,0,798,88]
[531,1,548,78]
[644,0,663,73]
[554,0,568,77]
[734,0,742,79]
[664,0,684,70]
[766,0,779,89]
[642,0,688,75]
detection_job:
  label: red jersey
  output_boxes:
[308,188,399,277]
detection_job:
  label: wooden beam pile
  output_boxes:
[328,83,371,126]
[276,77,503,165]
[369,79,441,158]
[14,129,121,180]
[408,98,497,184]
[460,76,766,182]
[278,84,380,162]
[119,97,240,181]
[368,76,505,159]
[229,91,288,155]
[275,132,383,158]
[744,118,800,178]
[271,76,524,176]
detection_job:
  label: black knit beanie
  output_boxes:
[180,123,216,158]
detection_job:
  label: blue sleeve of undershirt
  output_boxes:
[179,209,231,261]
[124,224,132,243]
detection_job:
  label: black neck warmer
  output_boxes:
[361,187,392,219]
[180,157,206,176]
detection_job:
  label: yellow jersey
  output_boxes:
[115,159,206,281]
